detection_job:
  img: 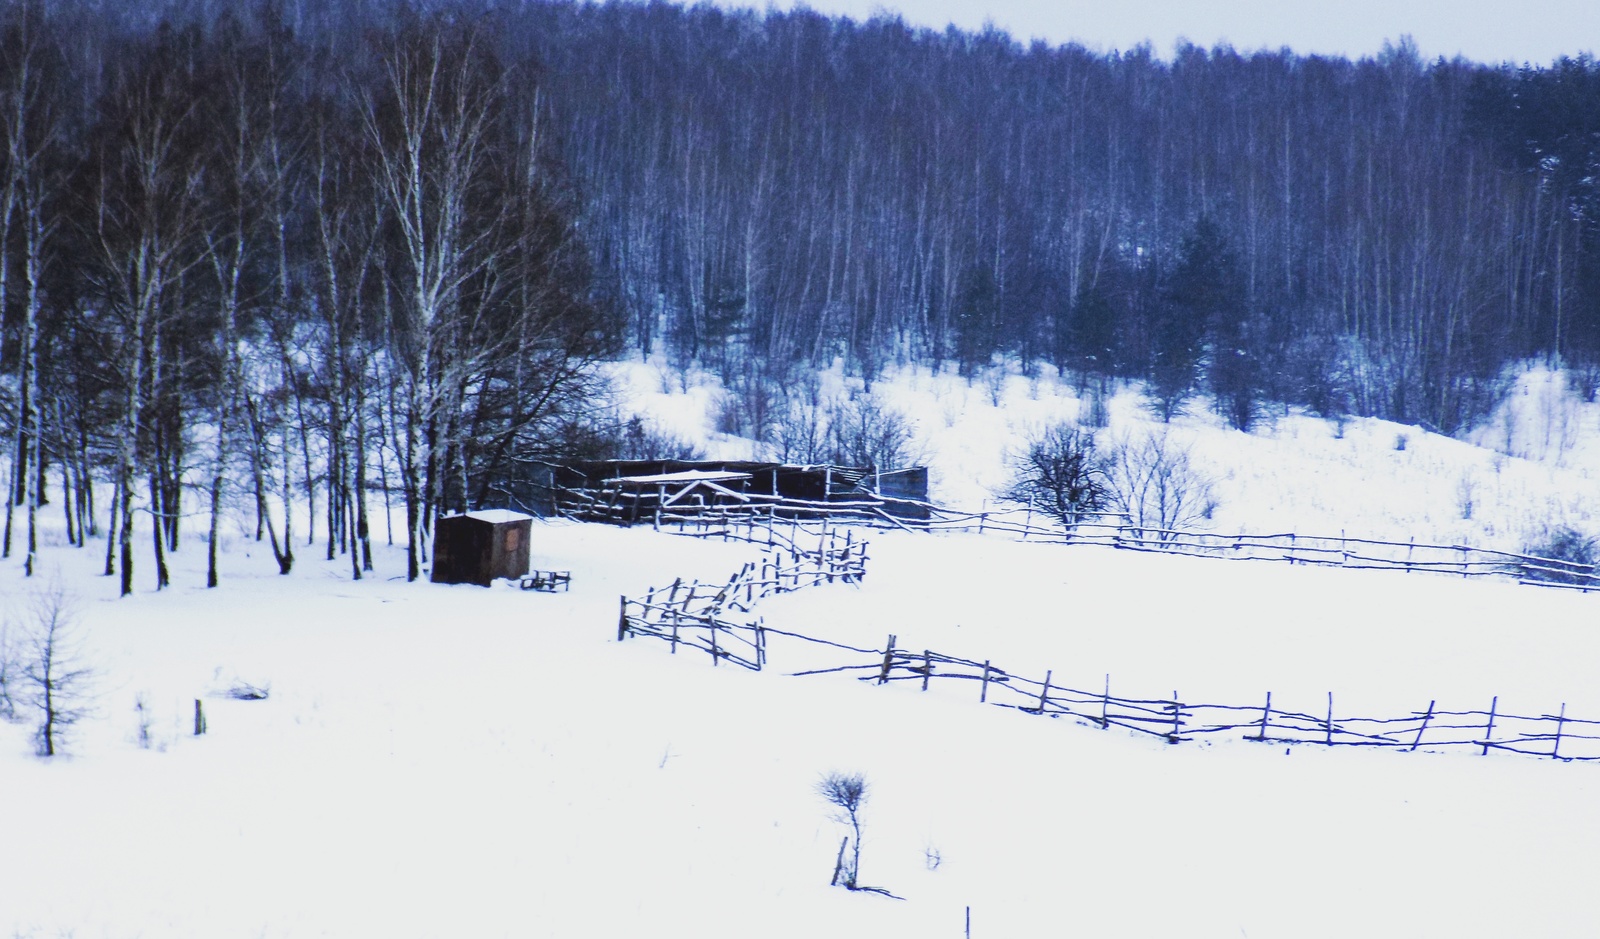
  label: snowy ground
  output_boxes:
[3,360,1598,938]
[3,511,1599,938]
[608,358,1600,552]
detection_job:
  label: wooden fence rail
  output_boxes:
[616,526,869,671]
[610,511,1597,763]
[834,641,1600,760]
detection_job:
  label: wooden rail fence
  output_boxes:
[823,641,1600,760]
[613,528,1600,762]
[583,497,1600,593]
[616,526,868,671]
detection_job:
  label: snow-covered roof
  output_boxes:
[462,509,533,524]
[603,470,753,486]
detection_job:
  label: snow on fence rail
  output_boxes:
[614,529,1600,762]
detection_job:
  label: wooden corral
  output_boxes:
[493,459,930,527]
[431,510,534,586]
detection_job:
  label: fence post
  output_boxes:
[1324,692,1334,745]
[878,635,897,685]
[1252,691,1272,741]
[1102,674,1112,729]
[755,620,765,670]
[1482,695,1498,756]
[709,620,720,666]
[1036,670,1053,713]
[1169,691,1181,742]
[1553,703,1567,760]
[193,699,206,736]
[979,661,991,703]
[1410,700,1435,750]
[921,650,933,691]
[617,596,629,641]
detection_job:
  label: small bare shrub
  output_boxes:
[614,416,704,461]
[134,693,153,749]
[818,771,868,888]
[1522,527,1599,585]
[19,582,93,757]
[827,393,916,470]
[1102,432,1217,540]
[1456,473,1477,521]
[0,623,18,721]
[1000,423,1109,528]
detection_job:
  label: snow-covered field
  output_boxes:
[611,358,1600,551]
[3,361,1600,938]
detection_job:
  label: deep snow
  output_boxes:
[3,361,1599,938]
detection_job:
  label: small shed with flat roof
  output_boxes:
[431,509,534,586]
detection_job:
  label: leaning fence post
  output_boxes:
[1410,700,1435,751]
[979,661,991,703]
[1553,703,1567,760]
[878,635,897,685]
[1036,670,1053,713]
[709,620,720,666]
[1482,695,1498,756]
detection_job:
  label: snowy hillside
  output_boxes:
[608,357,1600,553]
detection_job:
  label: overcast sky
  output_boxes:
[717,0,1599,66]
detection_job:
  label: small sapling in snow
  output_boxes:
[19,582,92,757]
[818,770,868,888]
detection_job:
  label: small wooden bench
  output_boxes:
[520,570,572,592]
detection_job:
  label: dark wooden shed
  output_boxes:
[430,510,534,586]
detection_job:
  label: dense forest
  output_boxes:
[3,0,1600,590]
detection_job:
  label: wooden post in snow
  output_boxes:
[878,635,897,685]
[921,650,932,691]
[193,699,206,736]
[1102,674,1112,729]
[979,661,991,703]
[1324,692,1335,745]
[1553,703,1567,760]
[1482,696,1498,756]
[1253,691,1272,741]
[1036,670,1053,713]
[616,595,629,641]
[1410,700,1435,750]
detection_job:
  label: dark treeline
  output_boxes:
[0,0,615,592]
[508,2,1600,433]
[6,0,1600,591]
